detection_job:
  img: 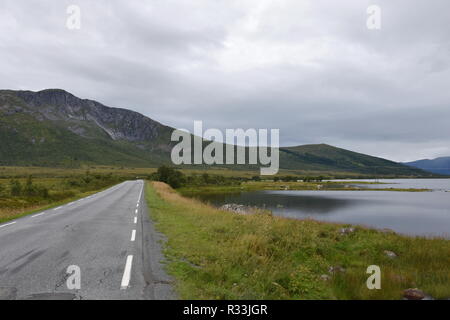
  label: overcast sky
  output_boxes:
[1,0,449,162]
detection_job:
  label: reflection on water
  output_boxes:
[191,188,450,238]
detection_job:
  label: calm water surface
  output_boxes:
[341,178,450,191]
[191,179,450,238]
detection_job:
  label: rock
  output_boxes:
[219,203,266,215]
[219,204,249,214]
[219,203,272,215]
[12,89,166,142]
[340,227,355,234]
[320,274,331,281]
[380,228,396,234]
[384,250,398,258]
[403,288,426,300]
[328,266,346,274]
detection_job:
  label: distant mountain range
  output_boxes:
[0,89,432,177]
[405,157,450,176]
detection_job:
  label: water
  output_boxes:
[190,179,450,238]
[338,178,450,191]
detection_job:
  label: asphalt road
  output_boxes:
[0,180,174,300]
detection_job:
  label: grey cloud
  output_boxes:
[0,0,449,161]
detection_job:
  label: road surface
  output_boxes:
[0,180,174,300]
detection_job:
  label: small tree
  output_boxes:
[24,175,36,196]
[154,166,186,189]
[201,173,210,184]
[10,179,22,197]
[37,185,50,199]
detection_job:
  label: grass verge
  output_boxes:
[0,183,121,224]
[146,181,450,300]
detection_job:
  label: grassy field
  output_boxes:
[0,166,156,178]
[0,170,130,223]
[146,181,450,300]
[0,165,428,180]
[179,180,431,196]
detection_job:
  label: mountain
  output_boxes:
[0,89,431,177]
[278,144,429,176]
[404,157,450,176]
[0,89,174,167]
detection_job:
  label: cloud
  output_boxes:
[0,0,449,161]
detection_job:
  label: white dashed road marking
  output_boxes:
[0,221,16,229]
[131,230,136,242]
[120,255,133,289]
[32,212,46,218]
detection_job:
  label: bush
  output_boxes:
[36,185,49,199]
[152,166,186,189]
[24,175,35,196]
[64,172,122,192]
[10,179,22,197]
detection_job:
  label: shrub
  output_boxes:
[24,175,36,196]
[152,166,186,189]
[9,179,22,197]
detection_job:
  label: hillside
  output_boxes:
[0,89,430,176]
[0,89,173,167]
[405,157,450,175]
[279,144,429,176]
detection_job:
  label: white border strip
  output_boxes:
[0,221,16,229]
[32,212,46,218]
[120,255,133,289]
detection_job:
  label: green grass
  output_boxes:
[0,185,117,224]
[146,181,450,300]
[179,181,431,196]
[0,171,128,223]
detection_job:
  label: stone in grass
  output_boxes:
[320,274,331,281]
[380,228,396,235]
[340,227,355,235]
[328,266,346,274]
[384,250,398,258]
[403,288,426,300]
